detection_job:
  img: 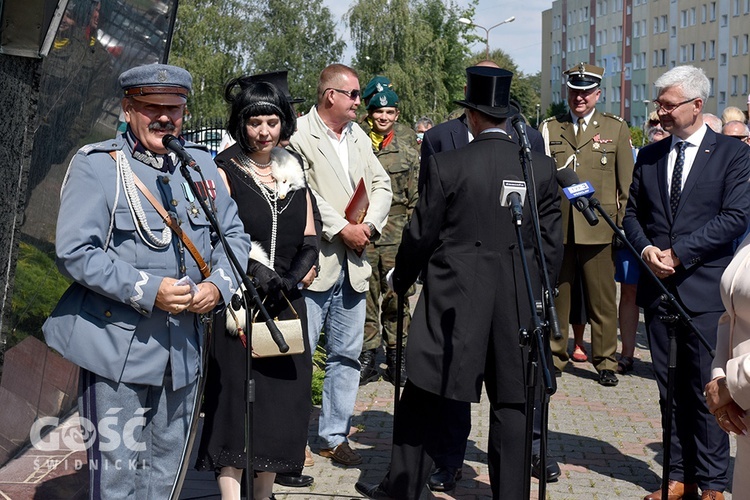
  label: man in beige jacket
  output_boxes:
[288,63,392,466]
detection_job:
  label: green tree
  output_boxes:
[347,0,476,123]
[170,0,257,120]
[248,0,345,107]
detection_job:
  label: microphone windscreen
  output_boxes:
[556,168,580,188]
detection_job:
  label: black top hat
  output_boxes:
[237,70,304,104]
[454,66,518,119]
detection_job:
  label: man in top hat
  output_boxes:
[539,62,634,386]
[356,66,562,500]
[359,75,420,151]
[45,63,250,498]
[360,88,420,387]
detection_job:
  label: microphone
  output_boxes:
[162,134,201,171]
[500,178,527,226]
[511,115,532,154]
[556,168,599,226]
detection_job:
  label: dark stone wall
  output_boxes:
[0,55,41,363]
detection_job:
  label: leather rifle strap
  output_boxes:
[109,151,211,279]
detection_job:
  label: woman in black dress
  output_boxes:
[195,78,317,500]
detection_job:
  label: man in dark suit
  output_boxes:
[356,66,562,500]
[623,65,750,500]
[417,65,558,492]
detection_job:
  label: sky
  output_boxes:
[321,0,550,76]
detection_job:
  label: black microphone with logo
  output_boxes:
[556,168,599,226]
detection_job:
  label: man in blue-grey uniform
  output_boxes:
[45,63,250,498]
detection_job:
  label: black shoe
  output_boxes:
[359,349,379,386]
[531,455,561,482]
[598,369,619,386]
[354,481,394,499]
[427,466,462,492]
[274,472,314,487]
[383,348,406,387]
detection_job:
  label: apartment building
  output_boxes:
[541,0,750,127]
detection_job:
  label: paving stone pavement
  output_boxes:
[0,323,738,499]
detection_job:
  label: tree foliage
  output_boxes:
[347,0,476,124]
[171,0,344,120]
[170,0,256,120]
[248,0,345,108]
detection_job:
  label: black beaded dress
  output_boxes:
[195,144,312,474]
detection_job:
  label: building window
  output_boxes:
[710,2,717,21]
[744,34,749,54]
[734,0,740,15]
[720,52,727,65]
[660,15,668,32]
[653,17,659,34]
[701,41,707,60]
[660,48,667,66]
[733,36,739,55]
[721,14,728,26]
[732,75,738,95]
[681,10,688,27]
[743,75,748,94]
[710,40,716,59]
[680,45,687,63]
[691,7,697,24]
[709,77,715,97]
[719,91,726,103]
[702,4,707,22]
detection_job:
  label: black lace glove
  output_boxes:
[247,260,282,295]
[280,236,319,291]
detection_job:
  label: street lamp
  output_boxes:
[536,103,541,128]
[459,16,516,60]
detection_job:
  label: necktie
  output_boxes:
[576,117,585,145]
[670,141,688,217]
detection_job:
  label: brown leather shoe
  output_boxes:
[643,480,699,500]
[700,491,724,500]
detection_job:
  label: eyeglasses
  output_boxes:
[652,97,698,114]
[326,88,361,100]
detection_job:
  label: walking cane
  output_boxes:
[394,293,404,416]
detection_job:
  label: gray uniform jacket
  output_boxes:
[51,135,250,390]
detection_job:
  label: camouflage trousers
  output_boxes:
[364,243,413,351]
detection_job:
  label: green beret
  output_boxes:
[367,89,399,110]
[363,76,392,101]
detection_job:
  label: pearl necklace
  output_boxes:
[234,155,278,266]
[238,150,272,175]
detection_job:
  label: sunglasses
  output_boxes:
[326,88,361,100]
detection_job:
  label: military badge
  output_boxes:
[158,69,168,83]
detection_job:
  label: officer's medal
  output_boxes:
[182,182,201,218]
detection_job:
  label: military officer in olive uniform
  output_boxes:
[44,64,250,498]
[359,88,420,387]
[539,63,634,386]
[360,75,421,152]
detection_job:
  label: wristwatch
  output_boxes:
[365,222,378,241]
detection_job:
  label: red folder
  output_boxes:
[345,178,369,224]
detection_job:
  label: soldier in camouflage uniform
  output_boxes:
[360,88,420,386]
[539,63,634,387]
[359,75,420,152]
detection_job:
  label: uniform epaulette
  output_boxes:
[601,112,626,123]
[541,116,557,125]
[78,137,126,155]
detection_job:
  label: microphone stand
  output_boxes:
[512,117,560,500]
[585,196,714,500]
[169,161,289,500]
